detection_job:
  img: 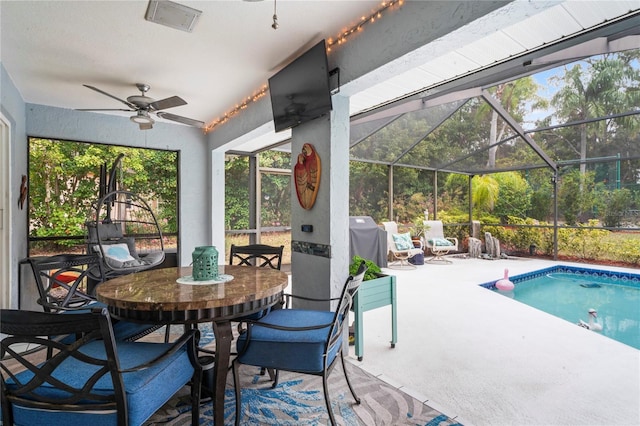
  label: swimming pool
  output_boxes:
[480,266,640,350]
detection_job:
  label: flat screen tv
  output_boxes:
[269,39,332,133]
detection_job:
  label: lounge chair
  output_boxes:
[382,221,423,269]
[423,220,458,263]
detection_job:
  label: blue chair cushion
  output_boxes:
[428,237,454,247]
[6,341,194,426]
[60,302,156,341]
[236,309,340,374]
[392,232,413,250]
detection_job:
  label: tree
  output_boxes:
[551,54,640,176]
[260,151,291,227]
[483,78,545,169]
[558,169,596,225]
[349,161,388,222]
[600,188,632,227]
[471,175,499,214]
[28,139,178,250]
[225,155,250,230]
[492,172,531,221]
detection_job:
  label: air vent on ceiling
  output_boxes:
[145,0,202,33]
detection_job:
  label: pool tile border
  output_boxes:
[479,265,640,290]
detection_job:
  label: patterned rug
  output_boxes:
[141,324,460,425]
[145,359,461,425]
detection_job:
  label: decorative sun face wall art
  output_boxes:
[294,143,321,210]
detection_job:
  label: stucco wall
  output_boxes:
[1,63,28,308]
[25,104,211,267]
[1,73,212,308]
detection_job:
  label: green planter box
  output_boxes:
[352,273,397,361]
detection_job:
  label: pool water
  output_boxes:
[482,266,640,350]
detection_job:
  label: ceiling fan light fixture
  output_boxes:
[130,111,155,125]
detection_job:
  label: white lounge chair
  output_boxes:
[422,220,458,263]
[382,221,423,269]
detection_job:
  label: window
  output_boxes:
[28,138,178,256]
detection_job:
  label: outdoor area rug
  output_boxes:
[141,324,461,425]
[145,361,461,426]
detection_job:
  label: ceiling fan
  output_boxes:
[78,83,204,130]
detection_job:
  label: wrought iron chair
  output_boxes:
[228,243,285,376]
[28,254,103,311]
[232,261,367,426]
[229,244,284,270]
[0,308,202,426]
[28,254,161,342]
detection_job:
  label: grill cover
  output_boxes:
[349,216,387,268]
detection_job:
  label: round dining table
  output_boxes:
[95,265,289,425]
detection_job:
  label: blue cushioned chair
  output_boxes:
[232,261,367,426]
[28,254,162,342]
[1,308,202,426]
[227,244,286,378]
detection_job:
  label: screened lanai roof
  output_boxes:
[233,2,640,161]
[349,59,640,176]
[349,42,640,176]
[349,91,554,175]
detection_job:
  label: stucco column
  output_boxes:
[210,148,226,265]
[290,95,350,309]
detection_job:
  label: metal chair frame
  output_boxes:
[28,253,162,342]
[232,261,367,426]
[28,254,105,311]
[0,308,202,426]
[229,244,284,270]
[423,220,458,264]
[382,221,423,269]
[86,190,165,279]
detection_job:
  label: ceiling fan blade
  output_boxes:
[77,108,134,112]
[150,96,187,111]
[139,122,153,130]
[83,84,137,109]
[156,111,204,127]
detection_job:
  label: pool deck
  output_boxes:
[347,257,640,425]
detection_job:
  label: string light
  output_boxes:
[204,85,269,132]
[205,0,403,132]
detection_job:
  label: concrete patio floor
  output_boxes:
[346,257,640,426]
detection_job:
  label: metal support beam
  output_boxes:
[388,165,394,221]
[553,170,558,260]
[481,89,557,172]
[468,174,473,235]
[249,155,258,245]
[433,171,438,220]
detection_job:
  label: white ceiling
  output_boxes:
[1,0,382,127]
[2,0,639,152]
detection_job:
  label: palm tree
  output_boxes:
[551,54,640,176]
[472,174,499,214]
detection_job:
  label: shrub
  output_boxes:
[612,239,640,265]
[601,188,632,227]
[557,220,608,260]
[504,216,541,252]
